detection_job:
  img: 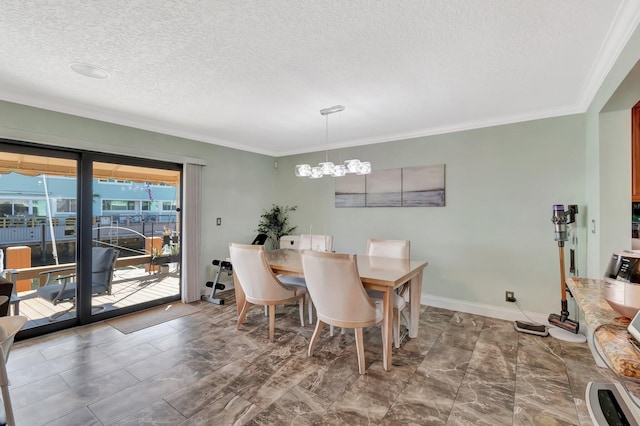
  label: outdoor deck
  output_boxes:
[16,264,181,329]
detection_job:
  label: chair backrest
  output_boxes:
[0,316,27,363]
[251,234,268,245]
[365,239,410,260]
[229,243,296,302]
[299,234,333,252]
[91,247,118,294]
[300,250,377,324]
[0,279,12,317]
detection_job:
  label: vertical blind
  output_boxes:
[182,163,202,303]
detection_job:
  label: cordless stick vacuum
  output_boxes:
[548,204,580,334]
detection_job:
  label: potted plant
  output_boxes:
[256,204,297,249]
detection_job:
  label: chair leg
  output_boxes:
[237,300,250,329]
[393,308,400,349]
[307,295,313,325]
[401,308,411,337]
[1,383,15,426]
[308,320,324,357]
[354,327,366,374]
[298,297,305,327]
[330,324,334,336]
[48,301,76,321]
[268,304,276,342]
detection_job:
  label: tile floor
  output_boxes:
[6,291,624,425]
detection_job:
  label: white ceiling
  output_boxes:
[1,1,639,157]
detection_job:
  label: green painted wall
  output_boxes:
[275,115,586,315]
[0,100,278,284]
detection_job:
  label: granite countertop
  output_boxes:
[566,277,640,379]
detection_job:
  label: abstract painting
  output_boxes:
[402,164,445,207]
[335,174,366,207]
[366,168,402,207]
[335,164,445,208]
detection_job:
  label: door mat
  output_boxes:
[106,302,201,334]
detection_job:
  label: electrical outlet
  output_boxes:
[505,291,516,302]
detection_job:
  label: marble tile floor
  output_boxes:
[6,291,624,425]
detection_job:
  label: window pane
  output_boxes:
[92,161,181,318]
[0,151,78,329]
[56,199,76,213]
[14,200,28,215]
[32,200,48,216]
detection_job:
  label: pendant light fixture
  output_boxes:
[295,105,371,178]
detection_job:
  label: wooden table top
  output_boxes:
[266,249,428,288]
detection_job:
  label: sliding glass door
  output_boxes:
[0,141,182,336]
[0,144,79,329]
[89,159,182,319]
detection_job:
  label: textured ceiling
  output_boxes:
[0,1,639,156]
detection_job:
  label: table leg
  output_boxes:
[409,269,423,339]
[382,287,393,371]
[233,271,246,323]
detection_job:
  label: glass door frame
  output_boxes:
[82,152,183,324]
[1,140,182,340]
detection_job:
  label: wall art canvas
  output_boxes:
[366,168,402,207]
[402,164,445,207]
[335,163,446,208]
[335,174,366,207]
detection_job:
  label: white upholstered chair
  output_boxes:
[366,239,411,348]
[0,315,27,426]
[230,243,306,342]
[277,234,334,324]
[301,250,383,374]
[299,234,333,252]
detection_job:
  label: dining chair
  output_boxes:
[366,239,411,348]
[229,243,306,342]
[301,250,383,374]
[299,234,333,252]
[276,234,334,325]
[0,315,27,426]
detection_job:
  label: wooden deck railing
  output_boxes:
[4,255,152,283]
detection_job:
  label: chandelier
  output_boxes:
[295,105,372,178]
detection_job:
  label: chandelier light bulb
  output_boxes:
[332,165,347,177]
[344,159,361,173]
[295,164,312,177]
[310,166,323,179]
[319,161,335,175]
[356,161,372,175]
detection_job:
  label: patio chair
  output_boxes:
[0,279,13,317]
[36,247,118,320]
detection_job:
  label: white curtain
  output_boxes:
[182,163,202,302]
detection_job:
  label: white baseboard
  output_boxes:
[422,293,550,326]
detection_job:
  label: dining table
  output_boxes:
[232,248,428,371]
